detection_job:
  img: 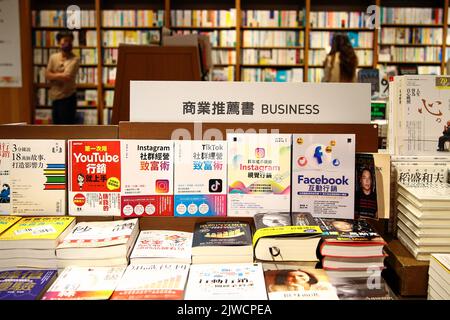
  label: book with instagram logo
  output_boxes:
[121,140,173,217]
[227,133,291,217]
[292,134,355,219]
[174,140,226,217]
[68,140,121,216]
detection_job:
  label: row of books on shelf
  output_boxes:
[33,30,97,47]
[310,31,373,49]
[310,11,370,28]
[0,215,392,300]
[33,66,98,85]
[380,7,443,25]
[212,50,236,65]
[34,48,98,65]
[242,30,303,47]
[379,28,443,45]
[379,47,441,63]
[173,30,236,47]
[242,49,303,65]
[242,10,304,28]
[210,67,235,82]
[32,10,96,28]
[240,68,302,82]
[308,50,373,66]
[102,30,161,47]
[171,9,236,28]
[102,10,164,27]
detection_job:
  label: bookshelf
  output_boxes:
[28,0,450,124]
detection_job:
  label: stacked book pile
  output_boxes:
[316,218,390,299]
[428,254,450,300]
[55,219,139,269]
[396,182,450,261]
[0,217,75,270]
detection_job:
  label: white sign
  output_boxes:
[0,0,22,87]
[130,81,371,123]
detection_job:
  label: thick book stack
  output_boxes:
[191,221,253,264]
[428,254,450,300]
[0,217,75,269]
[396,183,450,261]
[130,230,193,264]
[316,218,389,299]
[55,219,139,269]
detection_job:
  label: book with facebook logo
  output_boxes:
[292,134,355,219]
[121,140,174,217]
[174,140,226,217]
[227,133,291,217]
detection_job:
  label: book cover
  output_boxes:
[111,264,190,300]
[315,218,381,241]
[372,153,391,220]
[0,216,21,234]
[57,218,139,249]
[185,263,268,300]
[263,264,338,300]
[41,266,126,300]
[292,134,355,219]
[192,221,252,252]
[0,216,75,242]
[0,140,66,215]
[0,270,58,300]
[121,140,173,217]
[329,276,393,300]
[130,230,193,262]
[355,153,378,219]
[68,140,121,216]
[174,140,227,217]
[227,133,291,217]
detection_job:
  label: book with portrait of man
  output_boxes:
[355,153,378,219]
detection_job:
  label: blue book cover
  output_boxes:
[347,32,359,47]
[0,270,58,300]
[276,70,288,82]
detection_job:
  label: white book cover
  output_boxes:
[68,140,121,216]
[0,140,66,215]
[174,140,227,217]
[185,263,268,300]
[57,218,139,249]
[121,140,174,217]
[292,134,355,219]
[227,134,291,217]
[41,266,126,300]
[393,162,448,186]
[396,75,450,155]
[111,264,190,300]
[398,182,450,202]
[130,230,193,262]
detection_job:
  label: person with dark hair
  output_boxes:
[355,167,377,219]
[0,184,10,203]
[437,120,450,151]
[322,33,358,83]
[45,31,80,124]
[268,269,332,292]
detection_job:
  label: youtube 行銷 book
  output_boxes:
[121,140,173,217]
[69,140,121,216]
[292,134,355,219]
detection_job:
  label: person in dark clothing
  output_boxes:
[437,120,450,151]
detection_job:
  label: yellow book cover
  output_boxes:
[0,216,21,235]
[0,216,75,241]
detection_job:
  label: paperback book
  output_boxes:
[68,140,121,216]
[0,269,58,300]
[121,140,173,217]
[0,216,21,234]
[291,134,355,219]
[355,153,378,219]
[0,140,66,215]
[227,133,291,216]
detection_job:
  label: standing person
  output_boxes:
[322,33,358,83]
[45,31,80,124]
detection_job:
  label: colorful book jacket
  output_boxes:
[69,140,121,216]
[121,140,173,217]
[174,140,227,217]
[111,264,190,300]
[192,221,252,248]
[315,218,382,242]
[0,216,21,234]
[41,266,126,300]
[355,153,378,219]
[0,216,75,241]
[0,140,66,215]
[0,270,58,300]
[292,134,355,219]
[227,133,291,217]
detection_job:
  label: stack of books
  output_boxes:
[428,254,450,300]
[0,217,75,269]
[191,221,253,264]
[316,218,389,299]
[396,183,450,261]
[129,230,193,264]
[55,219,139,269]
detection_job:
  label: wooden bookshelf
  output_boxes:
[27,0,450,124]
